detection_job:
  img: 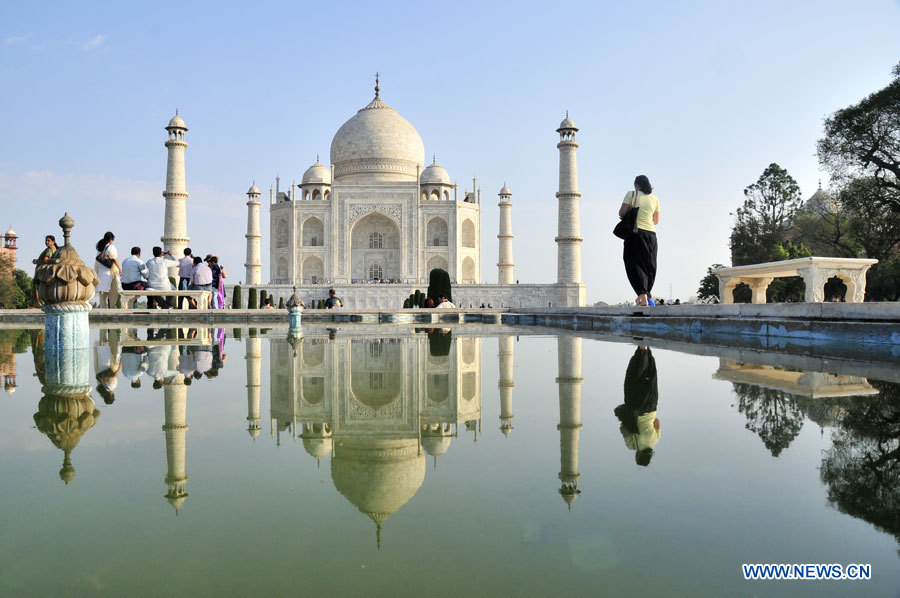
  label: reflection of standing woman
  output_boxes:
[95,232,121,308]
[619,175,660,306]
[614,345,661,466]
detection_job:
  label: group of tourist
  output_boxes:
[91,232,227,309]
[95,328,227,403]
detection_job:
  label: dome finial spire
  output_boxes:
[374,72,380,98]
[433,154,436,164]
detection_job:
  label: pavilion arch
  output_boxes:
[430,189,440,201]
[427,256,448,275]
[461,256,476,283]
[302,217,324,247]
[276,220,289,248]
[443,190,450,201]
[426,217,448,247]
[323,189,330,201]
[461,219,475,248]
[311,189,322,201]
[302,255,324,284]
[350,212,401,281]
[276,257,288,281]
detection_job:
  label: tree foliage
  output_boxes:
[820,381,900,547]
[733,383,804,457]
[818,63,900,210]
[730,163,804,266]
[697,264,725,301]
[427,268,452,303]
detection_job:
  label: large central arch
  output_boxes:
[350,212,402,281]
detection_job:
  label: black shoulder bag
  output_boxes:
[613,191,640,240]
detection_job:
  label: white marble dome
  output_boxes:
[499,183,511,196]
[330,91,425,183]
[167,113,186,129]
[247,184,260,195]
[557,115,577,131]
[420,160,451,185]
[302,159,332,185]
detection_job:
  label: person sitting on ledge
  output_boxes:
[324,288,342,309]
[436,295,456,309]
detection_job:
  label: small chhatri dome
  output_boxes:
[302,158,332,185]
[247,183,260,195]
[167,110,187,130]
[557,111,577,132]
[420,158,451,185]
[4,227,15,237]
[499,183,511,196]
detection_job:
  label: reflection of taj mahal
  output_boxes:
[269,332,483,545]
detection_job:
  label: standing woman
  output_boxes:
[95,231,121,308]
[619,175,660,306]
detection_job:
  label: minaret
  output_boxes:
[556,335,583,508]
[498,336,515,436]
[162,111,190,256]
[162,349,188,513]
[555,113,583,290]
[245,335,262,439]
[497,185,514,285]
[245,184,262,285]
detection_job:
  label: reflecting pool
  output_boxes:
[0,326,898,596]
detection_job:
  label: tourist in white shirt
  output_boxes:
[120,247,148,291]
[190,256,214,309]
[144,246,177,308]
[435,295,456,308]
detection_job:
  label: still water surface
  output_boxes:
[0,326,898,597]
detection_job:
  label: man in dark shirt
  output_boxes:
[324,288,342,309]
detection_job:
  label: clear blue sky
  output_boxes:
[2,0,899,303]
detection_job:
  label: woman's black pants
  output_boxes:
[623,229,657,296]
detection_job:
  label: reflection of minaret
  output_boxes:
[556,335,583,508]
[163,352,188,513]
[245,336,262,439]
[498,336,515,436]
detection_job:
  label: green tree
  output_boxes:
[427,268,452,303]
[696,264,725,301]
[818,63,900,211]
[730,163,804,266]
[733,383,804,457]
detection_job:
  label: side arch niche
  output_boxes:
[461,219,475,248]
[426,256,448,276]
[461,256,476,283]
[426,217,448,247]
[302,255,324,284]
[302,217,324,247]
[276,220,289,248]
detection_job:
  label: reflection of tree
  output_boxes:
[820,381,900,545]
[732,383,804,457]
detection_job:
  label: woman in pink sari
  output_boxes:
[208,256,227,309]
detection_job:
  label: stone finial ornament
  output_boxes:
[34,213,99,306]
[33,394,100,484]
[286,287,304,310]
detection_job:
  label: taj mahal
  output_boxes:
[160,77,586,308]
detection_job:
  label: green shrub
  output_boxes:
[232,285,242,309]
[259,289,268,308]
[248,288,258,309]
[427,269,452,303]
[403,298,410,308]
[278,296,285,309]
